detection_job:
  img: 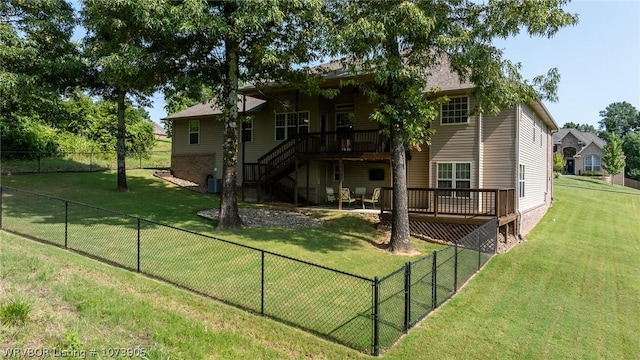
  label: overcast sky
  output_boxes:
[79,0,637,129]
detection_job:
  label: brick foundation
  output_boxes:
[171,154,216,186]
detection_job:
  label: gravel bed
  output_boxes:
[197,208,324,229]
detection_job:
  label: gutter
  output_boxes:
[515,104,523,239]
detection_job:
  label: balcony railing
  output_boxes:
[379,188,516,218]
[243,129,389,186]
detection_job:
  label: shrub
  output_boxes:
[579,171,605,177]
[0,299,32,326]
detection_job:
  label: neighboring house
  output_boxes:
[552,128,624,185]
[164,61,557,239]
[153,122,168,139]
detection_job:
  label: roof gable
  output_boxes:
[163,96,266,121]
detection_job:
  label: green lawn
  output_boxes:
[2,174,638,358]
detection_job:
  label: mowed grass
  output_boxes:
[0,169,442,277]
[2,173,638,358]
[383,175,640,359]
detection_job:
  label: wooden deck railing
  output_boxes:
[243,129,389,187]
[380,187,516,218]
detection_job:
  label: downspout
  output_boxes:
[515,105,523,239]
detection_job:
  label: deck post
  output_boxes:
[294,155,299,207]
[338,159,343,210]
[433,190,439,217]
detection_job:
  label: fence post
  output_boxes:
[453,242,458,293]
[90,151,93,172]
[139,152,142,169]
[372,276,380,356]
[431,251,437,309]
[37,152,42,173]
[477,228,482,270]
[403,262,411,333]
[137,218,141,273]
[261,250,265,316]
[64,201,68,248]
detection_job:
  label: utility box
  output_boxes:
[207,177,222,193]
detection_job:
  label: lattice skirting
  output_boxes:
[379,217,480,244]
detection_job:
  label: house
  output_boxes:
[153,122,168,139]
[552,128,624,185]
[163,62,557,241]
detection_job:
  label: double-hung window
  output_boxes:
[441,97,469,125]
[437,162,471,197]
[189,120,199,145]
[275,111,310,140]
[584,155,601,172]
[242,119,253,142]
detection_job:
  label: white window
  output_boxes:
[584,155,601,172]
[441,97,468,125]
[242,119,253,142]
[519,164,525,198]
[437,162,471,197]
[189,120,199,145]
[275,111,310,141]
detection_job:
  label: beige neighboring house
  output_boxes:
[163,61,558,240]
[153,122,168,139]
[552,128,624,185]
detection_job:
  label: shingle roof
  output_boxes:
[552,128,606,153]
[162,96,266,121]
[152,122,167,136]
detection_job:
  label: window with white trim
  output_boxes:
[519,164,525,198]
[242,119,253,142]
[441,97,468,124]
[275,111,310,141]
[437,162,471,197]
[333,164,341,181]
[189,120,199,145]
[584,155,601,172]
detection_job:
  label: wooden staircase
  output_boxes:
[243,136,311,204]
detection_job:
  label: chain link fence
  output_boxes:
[0,150,171,173]
[0,186,497,355]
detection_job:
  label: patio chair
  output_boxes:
[362,188,381,209]
[354,187,367,208]
[341,188,357,208]
[326,187,337,204]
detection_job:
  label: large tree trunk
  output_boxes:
[217,3,243,230]
[389,121,412,253]
[385,36,412,253]
[116,90,128,192]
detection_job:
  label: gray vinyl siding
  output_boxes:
[518,104,549,211]
[407,147,430,188]
[429,95,478,187]
[482,108,517,189]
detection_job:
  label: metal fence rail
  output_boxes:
[0,150,171,173]
[0,186,497,355]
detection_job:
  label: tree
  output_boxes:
[173,0,327,229]
[622,131,640,180]
[553,151,566,174]
[82,0,177,191]
[328,0,577,253]
[602,133,625,184]
[0,0,84,154]
[562,122,597,133]
[598,101,639,138]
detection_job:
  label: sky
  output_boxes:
[104,1,639,129]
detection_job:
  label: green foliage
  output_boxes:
[553,152,566,173]
[0,299,32,326]
[623,131,640,180]
[562,122,597,133]
[598,101,640,138]
[579,171,605,177]
[602,133,626,178]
